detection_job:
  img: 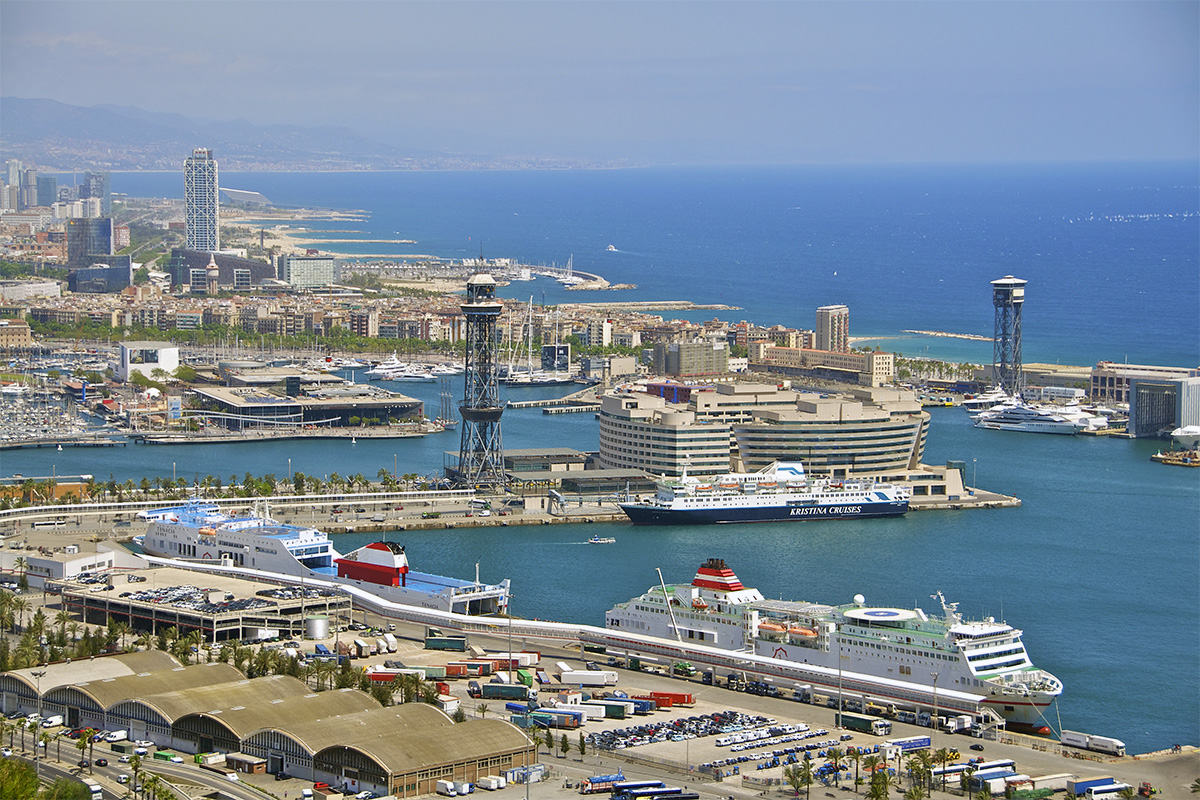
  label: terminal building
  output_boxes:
[598,383,930,481]
[1,652,533,798]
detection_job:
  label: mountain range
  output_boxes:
[0,97,602,171]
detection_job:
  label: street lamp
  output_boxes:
[31,667,46,781]
[972,459,977,490]
[931,671,940,748]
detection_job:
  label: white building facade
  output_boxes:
[184,148,219,252]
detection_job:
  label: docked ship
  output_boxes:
[973,402,1104,434]
[605,559,1062,729]
[137,502,508,615]
[618,461,910,525]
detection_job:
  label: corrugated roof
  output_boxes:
[71,662,243,708]
[129,674,313,726]
[306,708,529,774]
[213,687,381,738]
[8,650,180,693]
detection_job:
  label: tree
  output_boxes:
[578,731,587,762]
[76,729,93,766]
[451,707,467,723]
[560,733,569,759]
[933,748,954,792]
[0,756,39,799]
[848,747,863,792]
[130,753,143,797]
[477,702,489,719]
[826,746,846,787]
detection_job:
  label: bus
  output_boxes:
[973,760,1017,773]
[82,778,102,800]
[610,782,665,794]
[615,788,682,800]
[32,519,66,528]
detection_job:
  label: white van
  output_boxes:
[105,729,129,742]
[40,715,64,728]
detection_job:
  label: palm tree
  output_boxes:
[112,620,132,651]
[55,609,71,639]
[933,748,954,792]
[848,748,863,792]
[75,729,92,766]
[135,631,155,652]
[477,702,489,719]
[826,747,846,787]
[904,784,925,800]
[130,753,143,797]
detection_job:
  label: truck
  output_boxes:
[560,669,616,687]
[836,712,892,736]
[478,776,507,791]
[649,691,694,707]
[1066,778,1116,797]
[580,773,626,794]
[480,683,532,701]
[672,661,697,676]
[425,636,469,652]
[382,633,398,652]
[1028,774,1075,793]
[1061,731,1127,757]
[82,778,103,800]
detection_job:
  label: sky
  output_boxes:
[2,1,1197,165]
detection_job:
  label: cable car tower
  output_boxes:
[991,275,1026,397]
[455,272,506,488]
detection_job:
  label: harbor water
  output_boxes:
[9,163,1199,752]
[6,379,1197,754]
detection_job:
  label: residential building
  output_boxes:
[815,304,850,353]
[653,340,729,377]
[280,254,338,288]
[184,148,219,251]
[0,319,33,349]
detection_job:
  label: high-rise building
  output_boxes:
[815,304,850,353]
[81,171,112,215]
[36,175,57,207]
[280,254,338,288]
[65,217,114,269]
[184,149,219,252]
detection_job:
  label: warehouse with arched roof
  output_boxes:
[172,683,380,757]
[41,661,243,732]
[1,655,535,797]
[0,651,179,718]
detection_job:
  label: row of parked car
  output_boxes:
[586,710,775,751]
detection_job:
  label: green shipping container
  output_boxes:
[516,669,533,686]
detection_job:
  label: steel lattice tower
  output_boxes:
[991,275,1027,396]
[456,273,506,488]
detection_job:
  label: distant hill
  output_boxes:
[0,97,588,171]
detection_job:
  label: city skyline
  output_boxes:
[1,1,1196,167]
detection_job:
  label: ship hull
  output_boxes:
[619,498,908,525]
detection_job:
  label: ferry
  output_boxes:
[605,559,1062,729]
[137,502,509,615]
[617,461,909,525]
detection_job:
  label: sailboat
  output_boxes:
[501,299,575,386]
[435,378,458,430]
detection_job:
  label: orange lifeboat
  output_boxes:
[759,622,787,633]
[692,598,709,610]
[788,626,819,637]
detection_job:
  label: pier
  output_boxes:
[0,434,128,451]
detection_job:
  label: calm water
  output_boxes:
[15,164,1200,752]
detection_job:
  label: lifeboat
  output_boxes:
[788,626,819,637]
[718,482,738,490]
[758,481,778,489]
[199,527,216,536]
[694,484,714,492]
[692,598,709,610]
[759,622,786,632]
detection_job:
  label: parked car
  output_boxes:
[96,758,108,767]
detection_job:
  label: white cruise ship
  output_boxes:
[605,559,1062,730]
[973,401,1104,434]
[137,502,509,615]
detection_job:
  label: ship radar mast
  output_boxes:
[932,591,961,625]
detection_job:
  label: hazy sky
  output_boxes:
[2,1,1197,165]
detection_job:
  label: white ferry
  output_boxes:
[137,502,509,615]
[618,461,910,525]
[605,559,1062,730]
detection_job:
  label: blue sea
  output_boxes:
[15,163,1199,753]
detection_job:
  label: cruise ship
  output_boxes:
[618,461,910,525]
[605,559,1062,729]
[137,502,509,615]
[973,402,1105,434]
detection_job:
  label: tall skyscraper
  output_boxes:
[81,171,112,215]
[815,304,850,353]
[184,148,219,252]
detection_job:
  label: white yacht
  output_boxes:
[973,402,1096,434]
